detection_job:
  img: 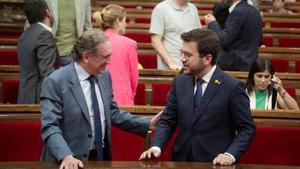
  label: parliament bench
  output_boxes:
[0,105,300,165]
[0,67,299,105]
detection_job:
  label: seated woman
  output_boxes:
[93,4,138,105]
[246,57,299,110]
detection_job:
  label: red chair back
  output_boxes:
[2,80,19,103]
[134,83,146,105]
[139,54,157,69]
[152,83,171,106]
[271,58,289,73]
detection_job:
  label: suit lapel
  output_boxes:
[192,67,224,125]
[68,64,91,124]
[185,76,197,125]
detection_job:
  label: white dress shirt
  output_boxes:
[74,62,106,150]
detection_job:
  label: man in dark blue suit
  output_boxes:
[204,0,262,71]
[139,28,255,165]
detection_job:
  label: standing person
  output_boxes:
[40,29,161,169]
[17,0,58,104]
[150,0,201,70]
[204,0,262,71]
[139,29,255,165]
[246,57,299,110]
[46,0,92,66]
[93,4,138,105]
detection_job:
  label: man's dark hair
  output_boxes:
[181,28,220,65]
[24,0,49,24]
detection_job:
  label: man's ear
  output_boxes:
[204,54,213,65]
[82,51,90,63]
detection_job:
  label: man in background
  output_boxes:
[205,0,262,71]
[150,0,201,70]
[18,0,58,104]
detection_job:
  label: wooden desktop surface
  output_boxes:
[0,161,300,169]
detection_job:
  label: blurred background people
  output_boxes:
[93,4,138,105]
[246,57,299,110]
[204,0,262,71]
[18,0,58,104]
[150,0,201,70]
[266,0,294,14]
[46,0,92,66]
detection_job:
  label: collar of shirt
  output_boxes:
[74,62,91,82]
[168,0,189,11]
[194,65,217,93]
[228,0,241,13]
[38,22,52,32]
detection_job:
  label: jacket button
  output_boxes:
[88,134,92,138]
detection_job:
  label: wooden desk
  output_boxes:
[0,161,300,169]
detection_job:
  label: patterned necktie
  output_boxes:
[194,79,203,110]
[88,75,103,160]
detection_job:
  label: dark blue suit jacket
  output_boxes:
[151,67,255,162]
[208,1,262,70]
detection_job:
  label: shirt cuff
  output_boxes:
[224,152,236,162]
[150,146,161,154]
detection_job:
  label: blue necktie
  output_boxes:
[194,79,203,110]
[88,75,103,160]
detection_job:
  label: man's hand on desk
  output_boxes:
[212,153,235,166]
[139,147,161,160]
[60,155,84,169]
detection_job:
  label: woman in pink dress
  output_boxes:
[93,4,138,105]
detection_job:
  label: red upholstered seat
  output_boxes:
[152,83,171,106]
[270,22,300,29]
[0,122,42,161]
[271,58,289,73]
[279,37,300,48]
[124,32,151,43]
[134,83,146,105]
[241,126,300,166]
[139,54,157,69]
[111,126,145,160]
[135,18,151,24]
[2,80,19,104]
[295,60,300,73]
[284,87,296,99]
[0,50,18,65]
[263,37,273,47]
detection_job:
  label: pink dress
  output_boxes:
[105,29,138,105]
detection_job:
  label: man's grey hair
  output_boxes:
[73,29,108,61]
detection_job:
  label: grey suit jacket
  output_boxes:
[17,23,57,103]
[40,63,149,161]
[46,0,92,36]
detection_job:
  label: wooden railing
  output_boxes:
[0,104,300,128]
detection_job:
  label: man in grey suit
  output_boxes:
[40,29,160,169]
[17,0,58,104]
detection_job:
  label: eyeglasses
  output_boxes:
[180,49,193,60]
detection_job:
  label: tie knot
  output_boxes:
[88,75,96,84]
[197,79,203,85]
